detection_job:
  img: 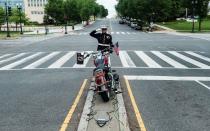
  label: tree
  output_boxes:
[45,0,107,26]
[64,0,81,28]
[93,3,100,20]
[0,7,5,31]
[196,0,209,31]
[45,0,64,25]
[99,5,108,18]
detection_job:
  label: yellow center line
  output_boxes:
[59,79,88,131]
[124,76,147,131]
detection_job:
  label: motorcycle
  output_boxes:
[76,42,120,102]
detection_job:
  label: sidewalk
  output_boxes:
[0,21,95,44]
[152,24,210,41]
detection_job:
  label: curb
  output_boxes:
[77,81,95,131]
[117,84,131,131]
[77,78,130,131]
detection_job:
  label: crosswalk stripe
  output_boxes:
[0,54,12,59]
[121,32,125,34]
[23,52,60,69]
[116,32,120,34]
[119,51,136,67]
[185,51,210,63]
[111,32,114,34]
[73,51,92,68]
[135,51,161,68]
[48,51,75,68]
[0,52,43,70]
[168,51,210,69]
[127,32,130,34]
[0,53,26,65]
[151,51,187,68]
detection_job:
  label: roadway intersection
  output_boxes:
[0,19,210,131]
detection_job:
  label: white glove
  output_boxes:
[96,28,101,32]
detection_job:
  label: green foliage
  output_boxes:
[45,0,108,25]
[9,8,28,24]
[45,0,64,24]
[0,7,5,25]
[0,7,28,30]
[116,0,209,21]
[64,0,81,23]
[116,0,209,31]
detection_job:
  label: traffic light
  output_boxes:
[8,6,12,16]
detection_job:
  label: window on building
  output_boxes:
[31,0,33,6]
[37,0,39,6]
[28,0,30,7]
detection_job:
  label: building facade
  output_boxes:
[23,0,47,23]
[0,0,24,10]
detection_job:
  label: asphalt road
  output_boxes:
[0,19,210,131]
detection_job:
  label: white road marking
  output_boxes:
[73,51,92,68]
[121,32,126,35]
[195,80,210,90]
[23,52,60,69]
[0,53,26,65]
[0,54,12,59]
[185,51,210,62]
[151,51,187,68]
[168,51,210,69]
[119,51,136,67]
[1,66,210,71]
[116,32,120,34]
[48,51,75,68]
[111,32,114,34]
[125,75,210,81]
[127,32,130,34]
[0,52,42,70]
[135,51,161,68]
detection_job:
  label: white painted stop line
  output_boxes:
[124,75,210,81]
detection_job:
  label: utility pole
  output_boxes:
[185,8,188,19]
[5,1,10,37]
[64,15,68,34]
[17,4,23,34]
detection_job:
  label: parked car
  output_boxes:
[119,19,124,24]
[131,22,137,28]
[127,20,131,26]
[134,25,142,30]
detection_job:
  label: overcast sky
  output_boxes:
[97,0,118,18]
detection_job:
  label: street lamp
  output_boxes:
[5,2,10,37]
[64,15,68,34]
[16,3,23,34]
[191,0,197,33]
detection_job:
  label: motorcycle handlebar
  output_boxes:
[84,47,112,59]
